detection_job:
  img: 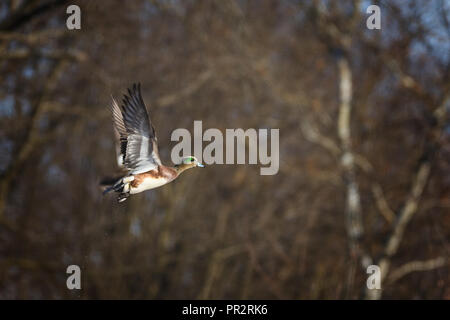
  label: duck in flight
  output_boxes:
[101,83,204,202]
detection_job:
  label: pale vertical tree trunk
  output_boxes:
[337,56,365,260]
[337,56,373,298]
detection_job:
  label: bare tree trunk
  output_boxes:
[337,56,364,256]
[337,55,373,298]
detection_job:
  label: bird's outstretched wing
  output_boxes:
[110,97,127,168]
[109,83,162,174]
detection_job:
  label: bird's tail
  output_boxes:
[100,175,124,195]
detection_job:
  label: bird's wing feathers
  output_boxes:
[110,83,162,173]
[110,97,127,168]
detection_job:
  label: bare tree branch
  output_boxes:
[372,183,396,223]
[301,120,341,156]
[0,28,65,43]
[0,48,87,61]
[0,0,69,31]
[155,70,213,108]
[366,94,449,299]
[387,257,447,284]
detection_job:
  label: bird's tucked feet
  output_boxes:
[117,192,130,203]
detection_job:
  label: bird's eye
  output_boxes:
[190,157,195,162]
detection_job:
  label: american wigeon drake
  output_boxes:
[101,83,204,203]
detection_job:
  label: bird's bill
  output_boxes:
[197,163,205,167]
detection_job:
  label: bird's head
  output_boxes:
[175,156,205,174]
[182,156,204,167]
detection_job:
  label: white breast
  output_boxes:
[130,177,169,194]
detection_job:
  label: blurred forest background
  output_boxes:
[0,0,449,299]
